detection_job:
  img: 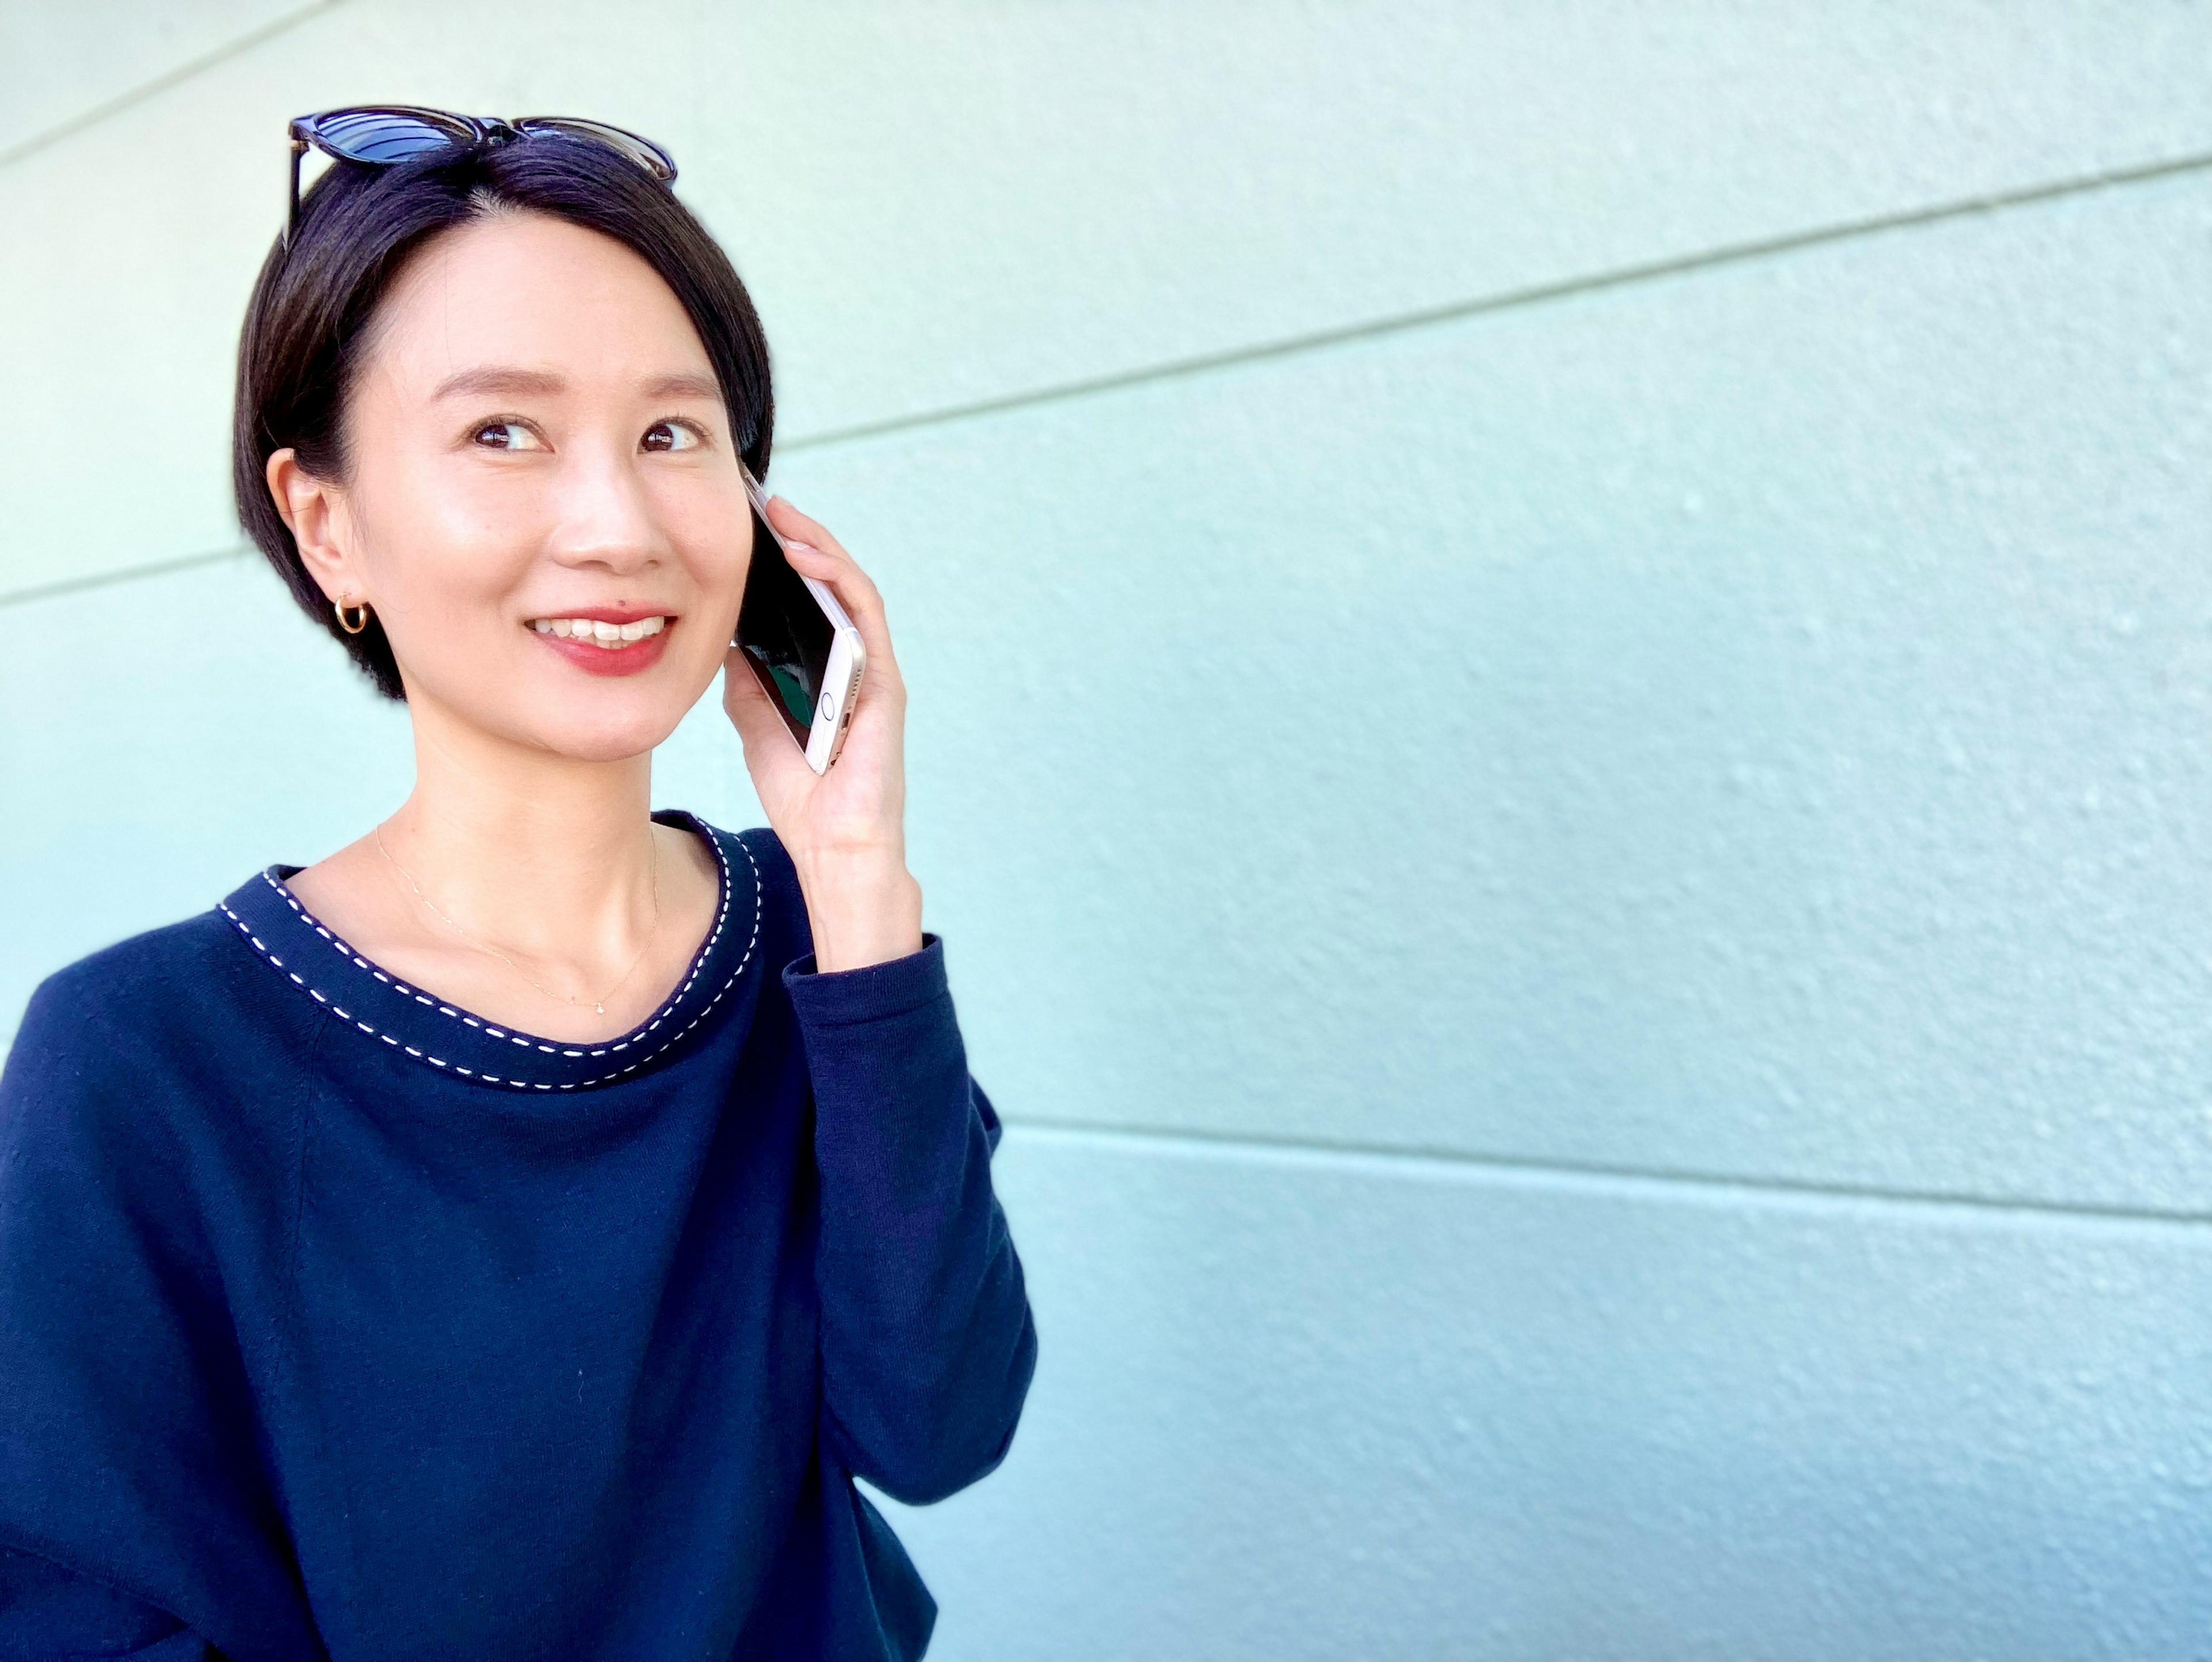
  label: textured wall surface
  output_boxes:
[5,4,2211,1656]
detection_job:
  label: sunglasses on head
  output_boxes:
[283,105,678,249]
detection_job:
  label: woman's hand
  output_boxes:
[722,496,925,973]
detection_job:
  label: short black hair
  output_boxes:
[232,133,774,700]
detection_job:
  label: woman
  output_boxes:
[0,109,1036,1660]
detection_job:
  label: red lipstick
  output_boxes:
[528,608,678,678]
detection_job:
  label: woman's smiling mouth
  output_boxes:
[531,613,670,646]
[527,609,677,676]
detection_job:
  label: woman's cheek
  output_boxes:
[671,494,749,587]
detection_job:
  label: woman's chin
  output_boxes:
[468,680,695,764]
[403,640,725,764]
[546,698,694,762]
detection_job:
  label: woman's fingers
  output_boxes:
[763,494,842,559]
[764,497,902,693]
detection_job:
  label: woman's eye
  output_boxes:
[642,419,704,453]
[473,421,546,452]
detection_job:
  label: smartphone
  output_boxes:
[732,469,866,774]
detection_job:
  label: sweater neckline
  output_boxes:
[217,809,765,1092]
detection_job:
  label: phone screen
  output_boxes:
[735,499,834,747]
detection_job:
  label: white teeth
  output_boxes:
[530,615,672,647]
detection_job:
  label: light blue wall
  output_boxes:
[5,5,2211,1655]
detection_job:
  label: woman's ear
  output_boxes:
[266,447,363,603]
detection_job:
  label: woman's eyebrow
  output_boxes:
[427,366,721,402]
[641,372,722,402]
[431,366,565,401]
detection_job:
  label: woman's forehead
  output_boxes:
[368,211,713,393]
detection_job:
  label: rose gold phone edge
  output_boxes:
[740,469,866,775]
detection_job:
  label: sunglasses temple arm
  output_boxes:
[283,138,305,252]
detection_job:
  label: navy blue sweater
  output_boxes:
[0,813,1036,1660]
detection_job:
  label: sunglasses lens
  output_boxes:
[312,108,477,164]
[514,118,677,181]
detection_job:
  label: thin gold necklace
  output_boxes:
[373,821,661,1017]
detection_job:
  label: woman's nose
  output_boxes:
[546,442,668,573]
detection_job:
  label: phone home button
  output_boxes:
[817,691,837,727]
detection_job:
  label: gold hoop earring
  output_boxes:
[335,597,371,635]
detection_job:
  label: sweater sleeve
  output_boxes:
[0,1545,213,1659]
[781,936,1039,1506]
[0,961,321,1662]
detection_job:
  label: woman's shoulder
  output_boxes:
[692,815,797,883]
[686,817,811,953]
[3,898,316,1147]
[16,906,251,1048]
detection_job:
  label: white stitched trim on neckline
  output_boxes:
[217,830,764,1091]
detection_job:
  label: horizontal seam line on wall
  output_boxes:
[783,146,2212,455]
[0,0,341,172]
[10,147,2209,611]
[1007,1115,2212,1234]
[0,545,248,611]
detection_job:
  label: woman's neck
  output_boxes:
[380,695,661,975]
[280,688,725,1044]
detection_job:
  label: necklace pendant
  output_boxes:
[594,1002,606,1014]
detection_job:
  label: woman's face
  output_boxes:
[278,209,752,762]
